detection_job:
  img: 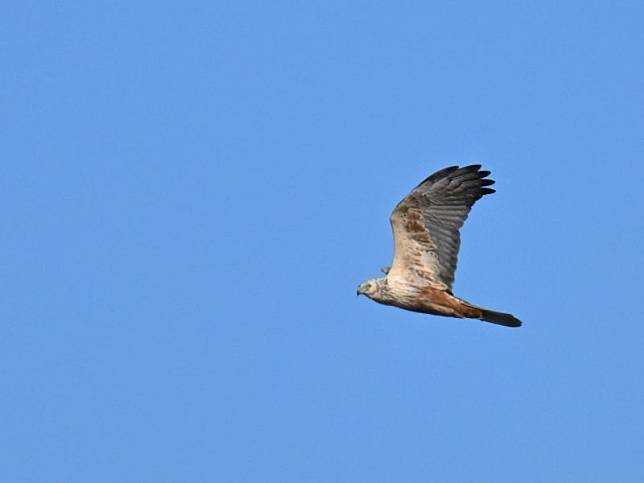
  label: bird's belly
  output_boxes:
[381,286,475,318]
[390,299,456,317]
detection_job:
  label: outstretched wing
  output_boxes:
[388,165,495,291]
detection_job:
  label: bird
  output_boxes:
[356,165,521,327]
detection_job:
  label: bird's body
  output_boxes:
[357,165,521,328]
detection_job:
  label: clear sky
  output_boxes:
[2,1,644,482]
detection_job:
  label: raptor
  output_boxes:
[357,165,521,327]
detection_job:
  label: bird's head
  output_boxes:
[356,278,385,299]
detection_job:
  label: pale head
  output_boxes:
[356,278,386,300]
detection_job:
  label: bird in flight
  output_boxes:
[357,165,521,327]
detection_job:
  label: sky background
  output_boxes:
[2,1,644,482]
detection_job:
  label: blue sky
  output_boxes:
[2,1,644,482]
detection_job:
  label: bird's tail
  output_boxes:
[479,308,522,328]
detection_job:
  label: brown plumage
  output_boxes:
[357,165,521,328]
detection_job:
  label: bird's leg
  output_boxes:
[380,266,390,275]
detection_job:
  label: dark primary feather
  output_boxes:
[412,165,459,190]
[389,165,495,291]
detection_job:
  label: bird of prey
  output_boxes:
[357,165,521,327]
